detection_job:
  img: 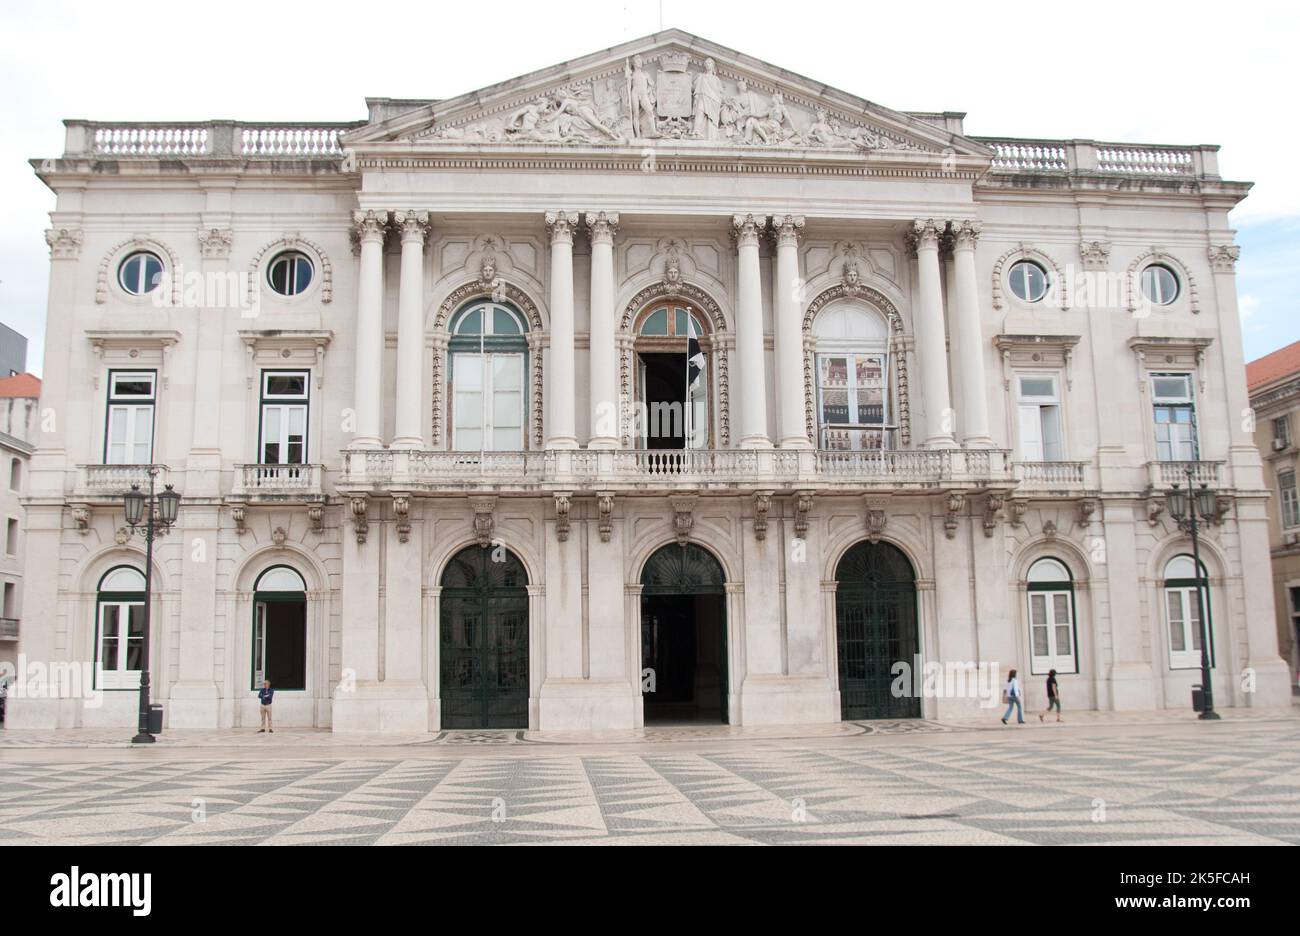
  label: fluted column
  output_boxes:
[949,220,992,447]
[393,210,429,448]
[545,210,579,449]
[910,219,955,448]
[733,212,770,448]
[585,210,620,448]
[352,209,388,448]
[772,214,809,448]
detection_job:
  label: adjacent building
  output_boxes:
[0,324,29,378]
[0,371,40,672]
[1247,340,1300,689]
[9,30,1290,733]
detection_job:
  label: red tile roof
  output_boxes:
[0,373,39,399]
[1247,341,1300,391]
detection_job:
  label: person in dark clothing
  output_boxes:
[1039,669,1062,722]
[258,680,274,733]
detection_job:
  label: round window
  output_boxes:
[1007,260,1048,303]
[268,251,314,296]
[1140,264,1179,305]
[118,251,164,296]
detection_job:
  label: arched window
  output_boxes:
[813,302,891,451]
[1163,554,1213,670]
[634,304,710,450]
[448,301,529,451]
[1026,558,1077,674]
[252,565,307,691]
[96,566,146,690]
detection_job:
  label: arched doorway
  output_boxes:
[252,565,307,691]
[439,545,529,728]
[633,303,712,451]
[640,543,728,724]
[835,540,919,720]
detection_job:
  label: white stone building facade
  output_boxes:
[10,31,1290,733]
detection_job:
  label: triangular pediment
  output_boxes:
[344,30,990,161]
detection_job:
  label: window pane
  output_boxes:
[1018,377,1056,399]
[455,354,482,389]
[675,308,688,335]
[641,308,668,335]
[1152,376,1190,401]
[132,408,153,463]
[454,392,483,426]
[492,355,522,389]
[1054,625,1072,656]
[112,375,154,398]
[101,606,120,671]
[493,308,521,335]
[492,427,521,450]
[1030,594,1047,628]
[1041,406,1063,461]
[1032,626,1049,657]
[1189,594,1202,651]
[457,428,482,450]
[457,308,482,335]
[1167,591,1185,651]
[493,391,522,428]
[265,374,306,397]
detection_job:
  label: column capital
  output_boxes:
[393,210,430,245]
[1208,243,1240,273]
[770,214,806,247]
[731,212,766,246]
[351,209,388,245]
[584,210,620,243]
[44,227,83,259]
[906,218,945,254]
[545,209,580,244]
[948,219,981,251]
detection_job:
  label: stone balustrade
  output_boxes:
[77,464,171,497]
[62,120,365,160]
[232,463,324,498]
[980,137,1219,178]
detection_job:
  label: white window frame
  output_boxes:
[1280,469,1300,529]
[814,351,891,451]
[259,370,310,466]
[1151,373,1198,462]
[1274,415,1291,448]
[97,599,145,690]
[451,352,526,452]
[1007,260,1048,303]
[105,370,157,465]
[1163,556,1212,671]
[1015,373,1064,461]
[1026,559,1078,674]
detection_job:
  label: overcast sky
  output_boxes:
[1,0,1295,374]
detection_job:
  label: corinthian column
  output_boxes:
[910,218,955,448]
[585,210,619,448]
[772,214,809,448]
[392,211,429,448]
[352,210,388,448]
[545,210,579,449]
[733,212,770,448]
[949,220,992,447]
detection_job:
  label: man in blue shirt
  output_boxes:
[258,680,274,733]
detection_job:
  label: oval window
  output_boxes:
[268,251,314,296]
[118,251,164,296]
[1008,260,1048,303]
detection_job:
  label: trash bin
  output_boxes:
[148,703,163,734]
[1191,685,1205,713]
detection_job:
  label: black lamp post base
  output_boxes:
[1198,711,1222,721]
[131,732,156,744]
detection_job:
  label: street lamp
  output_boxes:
[1166,467,1219,720]
[123,468,180,743]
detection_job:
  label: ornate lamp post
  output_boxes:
[1166,466,1219,720]
[123,468,180,743]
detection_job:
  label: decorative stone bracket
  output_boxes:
[70,504,92,535]
[597,492,615,543]
[554,491,572,542]
[231,504,247,535]
[1008,498,1028,528]
[944,492,965,540]
[864,495,888,544]
[671,494,698,544]
[393,494,411,543]
[793,490,814,539]
[307,503,324,534]
[1077,497,1097,527]
[1146,493,1165,526]
[983,493,1004,537]
[470,496,497,547]
[350,495,369,545]
[753,490,774,541]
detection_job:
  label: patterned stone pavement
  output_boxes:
[0,712,1297,845]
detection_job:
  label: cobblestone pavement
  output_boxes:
[0,710,1297,845]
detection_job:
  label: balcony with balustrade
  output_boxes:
[74,464,172,502]
[336,447,1017,496]
[977,137,1222,180]
[231,464,326,502]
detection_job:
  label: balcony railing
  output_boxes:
[340,447,1014,491]
[1149,460,1224,488]
[232,464,324,498]
[978,138,1219,179]
[77,464,170,497]
[1014,461,1090,491]
[0,618,17,641]
[60,120,366,161]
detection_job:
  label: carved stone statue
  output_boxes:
[806,107,842,146]
[627,55,657,138]
[691,58,724,140]
[752,91,798,145]
[723,78,762,143]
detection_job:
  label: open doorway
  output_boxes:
[639,352,686,450]
[639,543,729,725]
[252,566,308,691]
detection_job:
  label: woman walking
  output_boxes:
[1001,668,1025,725]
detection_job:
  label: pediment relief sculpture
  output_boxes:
[428,51,930,153]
